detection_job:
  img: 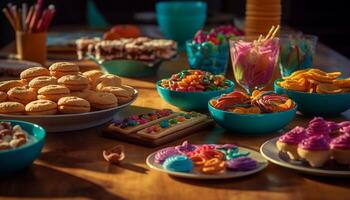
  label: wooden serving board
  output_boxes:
[102,118,214,147]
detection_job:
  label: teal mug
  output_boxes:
[156,1,207,47]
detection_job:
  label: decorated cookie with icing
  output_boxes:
[108,109,177,134]
[136,112,207,139]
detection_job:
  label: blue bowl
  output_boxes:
[274,79,350,116]
[208,97,297,135]
[0,120,45,175]
[156,1,207,46]
[156,80,234,111]
[186,40,229,75]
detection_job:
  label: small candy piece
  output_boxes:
[103,145,125,164]
[189,155,206,167]
[159,120,170,128]
[226,157,258,171]
[155,147,180,164]
[201,158,225,174]
[176,116,186,122]
[175,141,197,154]
[163,155,193,172]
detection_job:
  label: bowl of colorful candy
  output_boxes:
[186,25,242,75]
[208,90,297,134]
[157,70,234,111]
[0,120,45,175]
[275,68,350,116]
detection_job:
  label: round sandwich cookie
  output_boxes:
[87,91,118,109]
[0,80,24,92]
[58,96,91,114]
[29,76,57,91]
[83,70,104,82]
[58,75,89,91]
[20,66,50,83]
[0,101,25,115]
[93,74,122,90]
[37,84,70,102]
[49,62,80,78]
[7,86,37,104]
[0,91,7,102]
[25,99,57,115]
[70,89,93,99]
[97,85,133,104]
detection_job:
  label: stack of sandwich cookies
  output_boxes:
[0,62,135,115]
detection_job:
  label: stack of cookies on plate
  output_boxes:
[0,62,135,115]
[245,0,281,36]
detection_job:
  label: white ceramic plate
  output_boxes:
[260,137,350,177]
[0,89,138,133]
[146,146,268,179]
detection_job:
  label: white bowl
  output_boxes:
[0,89,138,133]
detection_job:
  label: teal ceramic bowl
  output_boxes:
[274,79,350,116]
[156,80,234,111]
[208,97,297,135]
[0,120,45,175]
[94,59,161,78]
[156,1,207,46]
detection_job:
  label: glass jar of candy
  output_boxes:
[279,34,318,77]
[186,40,229,75]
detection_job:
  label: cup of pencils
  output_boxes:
[2,1,55,65]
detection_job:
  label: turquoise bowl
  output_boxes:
[156,1,207,47]
[156,80,234,111]
[274,79,350,116]
[0,120,45,175]
[94,59,160,78]
[208,97,297,135]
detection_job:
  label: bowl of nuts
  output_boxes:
[0,120,45,175]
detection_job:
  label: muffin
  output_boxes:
[276,126,307,160]
[297,135,331,167]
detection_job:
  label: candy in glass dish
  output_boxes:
[186,25,242,75]
[230,26,280,94]
[279,34,318,77]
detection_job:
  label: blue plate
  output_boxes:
[208,96,297,135]
[274,79,350,116]
[156,80,234,111]
[0,120,45,175]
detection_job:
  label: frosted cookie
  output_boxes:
[136,112,207,139]
[108,109,177,135]
[37,85,70,102]
[25,99,57,115]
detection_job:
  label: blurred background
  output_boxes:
[1,0,349,57]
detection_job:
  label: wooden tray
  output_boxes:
[102,118,214,147]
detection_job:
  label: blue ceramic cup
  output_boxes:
[156,1,207,47]
[0,120,45,175]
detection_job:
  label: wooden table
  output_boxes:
[1,41,350,200]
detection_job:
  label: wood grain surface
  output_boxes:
[0,42,350,200]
